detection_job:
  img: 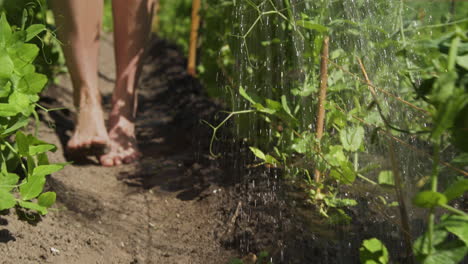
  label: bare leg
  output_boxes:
[99,0,155,166]
[50,0,109,153]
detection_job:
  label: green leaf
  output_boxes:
[0,189,16,211]
[451,153,468,165]
[296,20,328,33]
[26,155,35,174]
[8,43,39,70]
[0,79,11,98]
[281,95,293,117]
[228,259,243,264]
[431,72,457,105]
[0,52,14,79]
[25,24,45,42]
[0,103,19,116]
[325,145,347,167]
[32,164,66,177]
[15,131,29,156]
[377,171,394,186]
[1,116,29,135]
[265,99,282,112]
[431,94,468,141]
[422,240,467,264]
[9,92,31,114]
[0,14,12,46]
[359,238,389,264]
[37,192,56,208]
[440,214,468,246]
[29,144,56,156]
[19,173,46,200]
[264,154,279,166]
[414,229,449,256]
[0,172,19,191]
[249,146,266,161]
[456,54,468,70]
[340,126,364,152]
[18,200,48,215]
[443,179,468,202]
[325,197,357,207]
[37,153,49,166]
[291,133,313,154]
[330,160,356,185]
[18,72,47,95]
[239,86,256,105]
[413,191,447,208]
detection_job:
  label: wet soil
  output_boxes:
[0,34,238,264]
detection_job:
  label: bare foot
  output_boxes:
[67,104,109,155]
[99,114,141,167]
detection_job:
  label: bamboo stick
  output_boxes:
[314,36,330,191]
[187,0,201,76]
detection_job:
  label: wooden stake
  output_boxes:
[151,1,161,33]
[187,0,201,76]
[314,36,330,189]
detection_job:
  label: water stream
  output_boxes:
[210,0,467,263]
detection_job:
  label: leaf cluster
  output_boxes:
[0,13,63,216]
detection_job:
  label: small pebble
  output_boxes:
[50,247,60,255]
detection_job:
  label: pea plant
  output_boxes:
[0,13,64,217]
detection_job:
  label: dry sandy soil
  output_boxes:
[0,34,239,264]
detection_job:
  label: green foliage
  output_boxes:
[228,251,272,264]
[156,0,192,52]
[0,13,63,216]
[0,0,65,81]
[413,215,468,264]
[359,238,389,264]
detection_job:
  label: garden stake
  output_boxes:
[314,36,330,194]
[358,58,413,262]
[187,0,201,76]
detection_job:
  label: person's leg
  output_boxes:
[100,0,155,166]
[50,0,109,152]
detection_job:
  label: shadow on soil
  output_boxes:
[40,36,230,201]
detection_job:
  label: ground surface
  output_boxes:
[0,34,238,264]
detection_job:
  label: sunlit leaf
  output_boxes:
[19,174,46,200]
[15,130,29,156]
[18,200,48,215]
[378,170,394,186]
[413,191,447,208]
[0,172,19,192]
[249,146,266,161]
[239,86,256,105]
[296,20,328,33]
[0,52,14,79]
[443,179,468,202]
[340,126,364,152]
[456,55,468,70]
[25,24,45,42]
[37,191,56,208]
[0,14,12,46]
[0,189,16,211]
[439,214,468,246]
[359,238,389,264]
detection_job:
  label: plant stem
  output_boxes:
[428,142,440,255]
[439,203,468,217]
[354,152,359,171]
